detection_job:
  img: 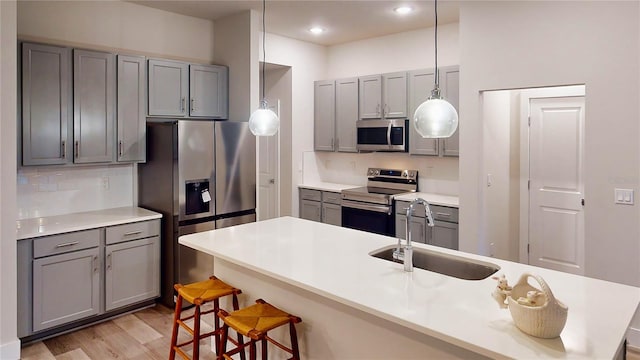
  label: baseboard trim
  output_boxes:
[628,326,640,349]
[0,338,21,360]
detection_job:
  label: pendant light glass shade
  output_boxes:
[249,100,279,136]
[249,0,279,136]
[413,89,458,138]
[413,0,458,139]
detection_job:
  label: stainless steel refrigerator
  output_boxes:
[138,119,256,307]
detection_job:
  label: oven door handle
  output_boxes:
[342,200,392,215]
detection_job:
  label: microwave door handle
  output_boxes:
[387,122,392,148]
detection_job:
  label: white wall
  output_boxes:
[259,33,328,216]
[304,23,461,195]
[17,1,215,63]
[0,1,19,358]
[459,1,640,288]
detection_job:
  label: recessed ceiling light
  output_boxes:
[394,6,413,15]
[309,27,325,34]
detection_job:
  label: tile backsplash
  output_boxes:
[17,164,134,220]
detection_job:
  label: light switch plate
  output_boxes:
[614,188,634,205]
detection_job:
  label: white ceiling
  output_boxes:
[130,0,460,46]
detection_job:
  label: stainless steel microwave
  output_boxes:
[356,119,409,152]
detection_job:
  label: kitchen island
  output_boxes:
[179,216,640,359]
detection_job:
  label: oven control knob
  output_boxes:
[368,169,374,176]
[402,171,408,177]
[409,172,415,178]
[374,170,380,176]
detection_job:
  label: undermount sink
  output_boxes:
[370,245,500,280]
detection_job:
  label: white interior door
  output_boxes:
[528,96,585,275]
[257,100,280,220]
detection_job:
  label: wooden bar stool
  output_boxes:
[169,276,245,360]
[217,298,302,360]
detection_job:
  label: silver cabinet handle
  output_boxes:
[180,97,185,113]
[376,104,380,116]
[331,138,335,150]
[55,241,79,248]
[106,253,112,270]
[436,212,451,217]
[61,140,66,159]
[75,141,79,158]
[123,230,142,237]
[118,140,123,157]
[383,104,388,117]
[93,255,98,273]
[191,98,195,112]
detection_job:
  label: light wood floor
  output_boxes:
[21,303,640,359]
[21,303,217,360]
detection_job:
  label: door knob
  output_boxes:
[269,179,275,184]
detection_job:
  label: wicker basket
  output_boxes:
[507,273,568,338]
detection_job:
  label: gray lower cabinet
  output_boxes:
[73,49,115,163]
[31,229,101,332]
[299,188,342,226]
[18,219,160,339]
[395,200,459,250]
[407,65,460,157]
[21,42,71,166]
[117,54,146,162]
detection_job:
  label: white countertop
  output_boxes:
[17,207,162,240]
[298,182,359,192]
[179,216,640,359]
[395,192,460,208]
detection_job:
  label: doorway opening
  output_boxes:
[481,85,586,275]
[257,63,292,221]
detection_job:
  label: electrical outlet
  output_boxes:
[101,176,109,190]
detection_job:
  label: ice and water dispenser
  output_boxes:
[185,180,212,215]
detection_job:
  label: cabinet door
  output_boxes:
[382,72,407,118]
[430,221,459,250]
[358,75,382,119]
[440,66,460,157]
[33,247,100,332]
[300,199,322,222]
[314,80,335,151]
[105,237,160,311]
[117,54,146,162]
[407,69,439,155]
[335,77,358,153]
[190,64,228,118]
[73,49,115,163]
[21,43,71,166]
[395,214,427,244]
[322,203,342,226]
[148,59,188,116]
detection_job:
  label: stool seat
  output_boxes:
[222,301,294,339]
[176,277,239,305]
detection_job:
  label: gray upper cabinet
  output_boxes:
[382,72,408,118]
[314,80,336,151]
[117,55,146,163]
[148,59,189,116]
[358,75,382,119]
[189,64,228,118]
[408,68,439,155]
[21,43,72,166]
[335,77,358,153]
[440,66,460,157]
[359,73,407,120]
[408,65,460,157]
[73,49,115,163]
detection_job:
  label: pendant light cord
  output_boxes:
[434,0,439,88]
[261,0,266,104]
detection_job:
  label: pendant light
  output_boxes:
[413,0,458,138]
[249,0,279,136]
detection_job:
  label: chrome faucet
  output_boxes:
[393,198,435,272]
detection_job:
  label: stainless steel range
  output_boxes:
[341,168,418,236]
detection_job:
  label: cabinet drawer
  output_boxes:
[300,188,322,202]
[106,219,160,245]
[431,205,458,223]
[34,229,101,258]
[322,191,341,205]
